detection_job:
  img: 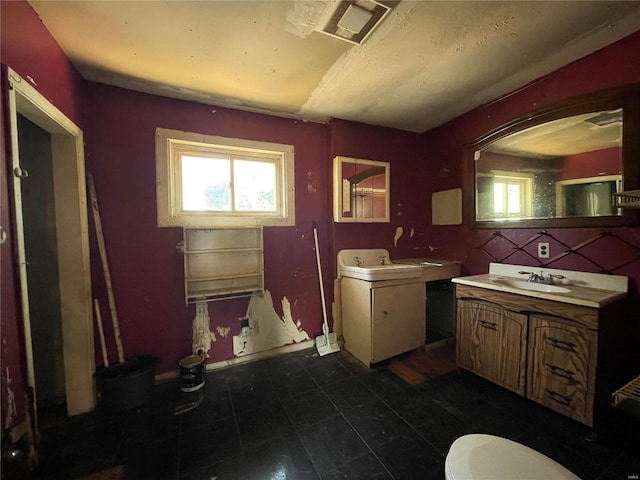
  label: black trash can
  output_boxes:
[94,355,158,412]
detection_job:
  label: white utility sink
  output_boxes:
[337,249,422,281]
[491,277,571,293]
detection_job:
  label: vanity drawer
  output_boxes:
[456,299,527,395]
[528,315,597,392]
[528,372,593,426]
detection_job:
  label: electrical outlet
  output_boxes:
[239,317,250,337]
[537,242,550,259]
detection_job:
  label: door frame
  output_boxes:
[6,67,94,417]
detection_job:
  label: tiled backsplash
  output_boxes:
[478,230,640,275]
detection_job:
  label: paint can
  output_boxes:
[179,354,205,392]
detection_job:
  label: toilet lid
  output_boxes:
[445,434,581,480]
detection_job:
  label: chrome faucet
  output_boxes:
[531,271,551,284]
[379,255,388,265]
[355,256,362,266]
[519,270,566,285]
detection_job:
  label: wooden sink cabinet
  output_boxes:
[455,284,630,427]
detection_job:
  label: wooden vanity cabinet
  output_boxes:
[456,299,527,395]
[455,284,631,428]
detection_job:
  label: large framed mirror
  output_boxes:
[333,156,390,223]
[467,83,639,228]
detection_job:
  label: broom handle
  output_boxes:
[313,222,330,331]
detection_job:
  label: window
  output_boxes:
[156,128,295,227]
[489,172,533,220]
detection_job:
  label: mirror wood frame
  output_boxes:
[333,156,390,223]
[466,83,640,229]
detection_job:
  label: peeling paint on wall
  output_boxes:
[3,367,16,430]
[192,301,216,357]
[232,290,310,356]
[216,326,230,338]
[307,171,317,193]
[394,226,404,247]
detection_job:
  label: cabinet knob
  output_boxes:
[383,310,388,315]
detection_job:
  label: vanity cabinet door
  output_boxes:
[456,299,527,395]
[341,278,425,366]
[527,314,597,426]
[371,282,425,363]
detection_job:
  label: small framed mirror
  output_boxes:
[333,156,390,223]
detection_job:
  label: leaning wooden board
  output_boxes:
[88,174,125,363]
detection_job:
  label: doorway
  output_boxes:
[17,115,67,415]
[6,68,94,424]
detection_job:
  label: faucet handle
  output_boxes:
[518,271,532,275]
[549,274,565,280]
[379,255,387,265]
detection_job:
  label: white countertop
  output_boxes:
[395,258,461,282]
[451,263,628,308]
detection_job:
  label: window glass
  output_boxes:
[234,159,276,212]
[506,183,521,214]
[181,156,231,211]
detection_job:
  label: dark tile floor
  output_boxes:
[31,347,639,480]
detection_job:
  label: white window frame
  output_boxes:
[156,128,295,227]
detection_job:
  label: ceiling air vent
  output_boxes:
[286,0,392,45]
[318,0,392,45]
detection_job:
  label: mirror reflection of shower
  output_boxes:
[334,156,390,223]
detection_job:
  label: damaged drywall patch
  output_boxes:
[192,301,216,358]
[307,171,317,192]
[216,326,231,338]
[3,367,16,430]
[394,227,404,247]
[233,290,310,356]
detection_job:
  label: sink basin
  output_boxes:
[340,264,423,281]
[492,278,571,293]
[337,249,422,281]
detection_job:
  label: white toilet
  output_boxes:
[445,434,581,480]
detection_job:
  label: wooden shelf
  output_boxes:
[186,272,263,282]
[183,228,264,304]
[613,190,640,208]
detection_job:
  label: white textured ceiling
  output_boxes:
[28,1,640,133]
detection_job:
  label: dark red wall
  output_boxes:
[423,31,640,296]
[83,84,335,372]
[327,119,425,275]
[561,147,621,180]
